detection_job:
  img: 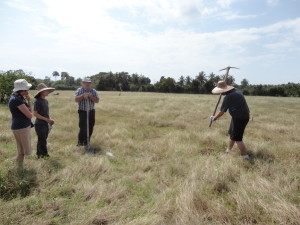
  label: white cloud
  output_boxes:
[1,0,300,83]
[216,0,238,8]
[202,7,218,16]
[220,11,260,21]
[4,0,35,12]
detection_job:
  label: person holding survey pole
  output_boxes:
[75,77,99,147]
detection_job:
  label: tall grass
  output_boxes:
[0,91,299,225]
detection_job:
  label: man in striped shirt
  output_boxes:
[75,77,99,146]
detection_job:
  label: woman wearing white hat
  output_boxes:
[210,81,251,160]
[8,79,33,169]
[33,83,55,158]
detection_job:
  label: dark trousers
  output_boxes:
[35,124,49,156]
[78,109,95,146]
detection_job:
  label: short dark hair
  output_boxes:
[35,93,41,99]
[16,90,24,95]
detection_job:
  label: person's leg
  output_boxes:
[89,109,95,140]
[13,126,31,169]
[234,118,250,158]
[41,125,49,156]
[36,124,49,157]
[236,141,247,155]
[78,110,87,145]
[226,139,235,153]
[21,126,32,161]
[226,119,235,153]
[35,125,42,156]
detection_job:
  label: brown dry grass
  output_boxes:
[0,91,299,225]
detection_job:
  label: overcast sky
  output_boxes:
[1,0,300,84]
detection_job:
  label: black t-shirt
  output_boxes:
[8,95,31,130]
[34,98,49,125]
[221,89,250,119]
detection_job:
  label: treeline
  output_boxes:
[0,70,299,104]
[42,71,82,90]
[240,83,300,97]
[89,71,300,97]
[0,70,82,103]
[90,71,235,94]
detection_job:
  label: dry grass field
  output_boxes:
[0,91,299,225]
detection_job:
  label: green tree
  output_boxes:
[196,71,207,85]
[65,76,75,86]
[178,76,185,87]
[0,70,36,104]
[44,76,51,86]
[269,86,286,97]
[52,71,60,81]
[76,78,82,86]
[196,72,207,93]
[226,75,235,85]
[61,72,70,80]
[241,78,249,88]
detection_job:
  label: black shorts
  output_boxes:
[228,118,249,141]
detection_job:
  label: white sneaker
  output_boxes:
[105,151,115,157]
[225,148,232,153]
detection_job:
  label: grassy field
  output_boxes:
[0,91,299,225]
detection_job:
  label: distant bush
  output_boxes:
[0,70,37,104]
[236,83,300,97]
[242,89,250,95]
[52,85,78,90]
[51,78,80,90]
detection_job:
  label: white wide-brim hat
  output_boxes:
[34,83,55,97]
[212,80,235,94]
[82,77,92,83]
[13,79,32,92]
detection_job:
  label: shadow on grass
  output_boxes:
[47,158,64,169]
[248,149,275,164]
[84,145,115,157]
[0,167,38,201]
[89,217,110,225]
[44,157,65,175]
[199,148,215,155]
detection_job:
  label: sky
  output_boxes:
[0,0,300,85]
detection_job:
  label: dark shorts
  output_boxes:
[228,118,249,141]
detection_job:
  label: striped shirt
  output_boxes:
[75,88,99,111]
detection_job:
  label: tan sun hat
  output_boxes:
[212,80,235,94]
[34,83,55,97]
[13,79,32,92]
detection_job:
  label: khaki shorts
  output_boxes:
[12,126,32,155]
